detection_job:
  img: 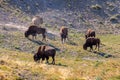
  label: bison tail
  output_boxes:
[97,38,101,49]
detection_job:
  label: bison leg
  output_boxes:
[42,34,46,41]
[95,43,100,51]
[33,36,36,40]
[95,44,97,50]
[98,43,100,51]
[61,37,64,44]
[90,45,93,51]
[46,56,49,64]
[31,34,34,39]
[61,34,65,44]
[64,38,67,43]
[41,57,45,63]
[32,33,37,40]
[52,56,55,65]
[66,37,69,42]
[35,35,37,39]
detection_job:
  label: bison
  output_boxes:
[33,45,56,64]
[60,26,68,43]
[83,37,100,51]
[85,29,96,39]
[32,16,43,27]
[25,25,47,41]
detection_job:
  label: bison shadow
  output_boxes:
[47,32,56,40]
[47,63,68,67]
[47,44,60,51]
[93,51,113,58]
[66,40,78,46]
[27,38,60,51]
[28,38,44,45]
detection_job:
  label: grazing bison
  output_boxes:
[25,25,47,41]
[83,37,100,51]
[85,29,96,39]
[32,16,43,26]
[60,26,68,43]
[33,45,56,64]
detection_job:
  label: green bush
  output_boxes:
[110,14,120,23]
[91,4,102,10]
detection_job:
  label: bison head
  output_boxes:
[33,53,40,62]
[83,44,87,50]
[24,31,29,37]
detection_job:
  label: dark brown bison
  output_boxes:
[85,29,96,39]
[83,37,100,51]
[60,26,68,43]
[33,45,56,64]
[25,25,46,41]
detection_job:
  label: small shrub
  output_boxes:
[91,4,102,10]
[110,18,116,23]
[45,23,51,28]
[115,24,120,29]
[106,2,115,11]
[15,46,20,50]
[95,76,102,80]
[94,61,103,67]
[110,14,120,23]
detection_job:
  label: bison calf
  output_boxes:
[32,16,43,26]
[83,37,100,51]
[33,45,56,64]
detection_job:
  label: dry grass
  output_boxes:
[0,46,120,80]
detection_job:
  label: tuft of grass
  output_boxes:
[91,4,102,10]
[109,75,120,80]
[94,61,103,67]
[95,76,102,80]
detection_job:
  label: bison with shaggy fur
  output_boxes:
[25,25,46,41]
[32,16,43,26]
[85,29,96,39]
[60,26,68,43]
[83,37,100,51]
[33,45,56,64]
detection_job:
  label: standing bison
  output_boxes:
[33,45,56,64]
[32,16,43,27]
[25,25,47,41]
[85,29,96,39]
[60,26,68,43]
[83,37,100,51]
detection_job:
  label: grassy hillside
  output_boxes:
[0,48,120,80]
[0,25,120,80]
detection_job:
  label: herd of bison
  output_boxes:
[24,16,100,65]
